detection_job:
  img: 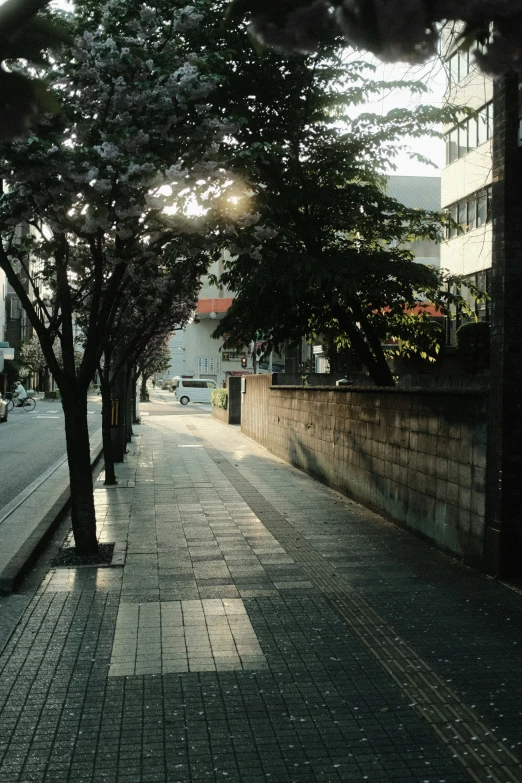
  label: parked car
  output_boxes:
[0,394,8,423]
[174,378,217,405]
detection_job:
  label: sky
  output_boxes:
[362,58,447,178]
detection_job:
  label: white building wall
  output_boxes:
[168,330,185,379]
[440,28,493,280]
[167,251,251,387]
[181,320,223,383]
[442,224,492,278]
[441,141,493,208]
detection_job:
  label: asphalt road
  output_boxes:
[0,394,103,512]
[139,388,212,416]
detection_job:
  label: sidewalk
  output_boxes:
[0,412,521,783]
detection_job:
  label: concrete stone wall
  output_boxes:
[211,403,228,425]
[240,374,276,449]
[241,375,488,566]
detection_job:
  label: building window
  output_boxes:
[445,102,493,165]
[445,186,492,239]
[448,29,492,86]
[446,269,491,346]
[448,49,471,84]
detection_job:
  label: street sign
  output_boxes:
[111,398,120,427]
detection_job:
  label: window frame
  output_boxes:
[444,101,493,165]
[445,186,492,240]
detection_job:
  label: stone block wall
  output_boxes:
[211,403,228,425]
[241,376,488,566]
[239,374,276,449]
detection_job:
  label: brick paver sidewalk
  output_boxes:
[1,413,522,783]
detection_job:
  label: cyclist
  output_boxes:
[13,380,27,407]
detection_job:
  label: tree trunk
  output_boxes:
[100,371,117,486]
[125,363,133,443]
[132,372,138,424]
[365,356,395,387]
[335,308,395,387]
[111,357,127,463]
[140,374,149,402]
[61,388,98,555]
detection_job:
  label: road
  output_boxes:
[0,395,103,511]
[139,388,212,416]
[0,389,211,512]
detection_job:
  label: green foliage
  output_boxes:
[19,335,48,372]
[456,320,490,372]
[139,342,172,381]
[182,4,466,386]
[211,388,228,409]
[0,0,228,553]
[224,0,520,77]
[0,0,224,394]
[0,0,71,139]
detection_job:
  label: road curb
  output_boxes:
[0,435,104,594]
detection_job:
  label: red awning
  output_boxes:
[380,303,444,318]
[197,298,233,314]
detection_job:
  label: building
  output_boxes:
[164,250,290,386]
[386,174,441,269]
[0,268,11,392]
[440,29,493,343]
[166,253,255,387]
[0,265,29,392]
[167,177,443,382]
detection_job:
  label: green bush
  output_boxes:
[211,388,228,409]
[456,321,490,372]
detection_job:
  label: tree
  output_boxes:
[0,0,70,140]
[229,0,522,75]
[19,334,48,389]
[3,0,521,144]
[137,339,172,403]
[0,0,226,554]
[171,3,467,385]
[96,266,200,485]
[214,245,476,386]
[18,333,83,391]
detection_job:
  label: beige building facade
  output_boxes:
[441,29,493,340]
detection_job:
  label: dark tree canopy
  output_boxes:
[165,1,470,385]
[230,0,522,75]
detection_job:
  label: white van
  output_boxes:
[173,378,217,405]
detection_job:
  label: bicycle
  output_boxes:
[6,395,36,412]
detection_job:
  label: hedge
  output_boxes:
[211,388,228,409]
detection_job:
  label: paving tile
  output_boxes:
[3,414,522,783]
